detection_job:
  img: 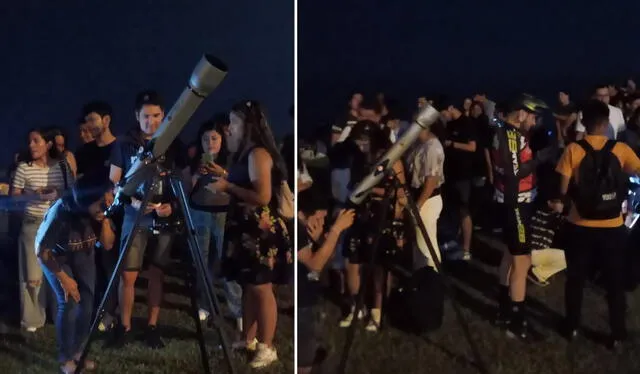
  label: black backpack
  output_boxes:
[571,140,627,220]
[387,266,444,334]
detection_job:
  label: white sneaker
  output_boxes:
[198,309,210,322]
[462,252,472,261]
[339,306,366,328]
[25,327,37,333]
[365,308,381,332]
[249,343,278,369]
[232,337,258,351]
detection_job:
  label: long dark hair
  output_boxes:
[24,126,63,165]
[191,113,229,173]
[230,100,287,186]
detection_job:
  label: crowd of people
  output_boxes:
[7,91,293,372]
[296,81,640,372]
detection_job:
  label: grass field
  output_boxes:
[312,232,640,374]
[0,252,294,374]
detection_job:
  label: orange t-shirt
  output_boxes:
[555,135,640,228]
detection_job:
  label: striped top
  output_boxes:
[12,160,72,218]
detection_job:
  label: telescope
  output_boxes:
[105,54,228,217]
[348,104,440,205]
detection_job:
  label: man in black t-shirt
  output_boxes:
[297,189,354,374]
[440,100,477,261]
[75,100,120,331]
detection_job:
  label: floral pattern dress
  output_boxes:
[223,147,293,285]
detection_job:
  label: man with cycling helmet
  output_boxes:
[491,94,553,340]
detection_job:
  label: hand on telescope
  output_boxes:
[332,209,355,233]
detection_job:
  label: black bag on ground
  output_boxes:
[570,140,627,220]
[387,266,444,334]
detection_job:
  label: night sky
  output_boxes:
[0,0,293,164]
[299,1,640,135]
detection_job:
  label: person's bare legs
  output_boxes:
[461,210,473,255]
[243,287,258,343]
[119,271,138,331]
[253,283,277,347]
[147,265,164,326]
[510,254,531,302]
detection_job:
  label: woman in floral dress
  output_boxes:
[210,100,291,369]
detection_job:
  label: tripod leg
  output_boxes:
[170,177,237,374]
[339,193,393,374]
[187,262,211,374]
[75,183,155,374]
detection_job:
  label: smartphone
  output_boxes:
[201,153,214,164]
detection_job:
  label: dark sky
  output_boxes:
[299,1,640,135]
[0,0,293,164]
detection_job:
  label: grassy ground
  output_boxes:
[313,232,640,374]
[0,251,294,374]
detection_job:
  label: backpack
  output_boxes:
[387,266,444,334]
[571,140,627,220]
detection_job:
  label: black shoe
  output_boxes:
[104,324,133,349]
[506,319,543,342]
[493,310,511,328]
[145,325,165,349]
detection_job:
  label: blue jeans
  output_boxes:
[42,249,96,363]
[191,209,242,319]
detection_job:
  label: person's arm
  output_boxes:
[11,163,26,197]
[227,148,273,207]
[109,141,124,187]
[451,140,477,152]
[554,145,574,198]
[298,210,354,272]
[575,112,585,140]
[36,207,80,303]
[65,151,77,178]
[298,227,342,273]
[417,144,443,207]
[35,202,64,274]
[620,143,640,175]
[484,148,493,184]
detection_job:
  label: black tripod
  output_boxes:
[75,170,236,374]
[338,169,491,374]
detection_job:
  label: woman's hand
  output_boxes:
[59,275,80,303]
[208,178,230,193]
[306,215,325,242]
[203,162,227,177]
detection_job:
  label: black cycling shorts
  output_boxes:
[498,203,533,256]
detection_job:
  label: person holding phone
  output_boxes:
[188,114,243,329]
[11,127,74,333]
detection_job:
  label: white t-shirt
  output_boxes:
[12,161,72,218]
[575,104,625,139]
